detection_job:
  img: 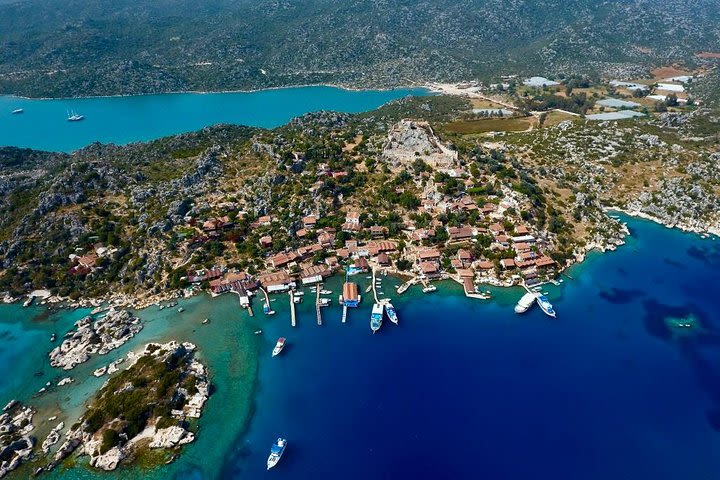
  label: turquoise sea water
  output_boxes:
[1,215,720,479]
[0,86,429,152]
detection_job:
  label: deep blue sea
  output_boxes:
[0,86,429,152]
[0,218,719,480]
[224,215,720,480]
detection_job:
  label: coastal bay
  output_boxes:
[0,86,429,152]
[1,215,719,479]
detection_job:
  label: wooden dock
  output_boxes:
[260,286,271,309]
[315,283,323,326]
[371,267,380,303]
[289,290,297,327]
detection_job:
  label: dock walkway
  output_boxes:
[341,305,348,324]
[289,290,296,327]
[371,268,380,303]
[316,284,323,326]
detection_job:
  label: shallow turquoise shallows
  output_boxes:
[0,86,430,152]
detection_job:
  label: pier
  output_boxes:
[316,284,323,326]
[371,267,380,303]
[234,289,253,316]
[289,290,297,327]
[341,305,348,324]
[260,286,271,309]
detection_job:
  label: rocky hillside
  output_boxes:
[0,95,717,304]
[1,0,719,97]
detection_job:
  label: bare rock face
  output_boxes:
[148,426,195,449]
[0,404,35,478]
[48,310,142,370]
[381,119,458,170]
[89,446,124,471]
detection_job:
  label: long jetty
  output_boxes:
[315,283,323,326]
[260,286,271,309]
[371,267,380,303]
[289,290,296,327]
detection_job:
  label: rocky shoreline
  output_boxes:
[0,403,35,479]
[38,341,210,475]
[48,310,142,370]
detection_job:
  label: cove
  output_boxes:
[0,86,430,153]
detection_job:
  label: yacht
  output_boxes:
[514,292,536,314]
[422,285,437,293]
[11,108,23,114]
[371,303,383,333]
[67,111,84,122]
[535,294,557,318]
[272,337,286,357]
[385,302,399,324]
[267,438,287,470]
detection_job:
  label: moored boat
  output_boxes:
[11,108,23,114]
[422,285,437,293]
[514,292,536,314]
[535,294,556,318]
[267,437,287,470]
[371,303,383,333]
[67,110,84,122]
[272,337,286,357]
[385,302,398,324]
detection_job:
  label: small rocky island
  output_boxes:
[43,341,209,473]
[49,310,142,370]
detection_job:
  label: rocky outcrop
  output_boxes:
[381,120,458,170]
[148,426,195,449]
[44,341,210,473]
[49,310,142,370]
[0,404,35,478]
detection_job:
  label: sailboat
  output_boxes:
[67,110,85,122]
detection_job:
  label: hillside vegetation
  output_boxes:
[1,0,719,97]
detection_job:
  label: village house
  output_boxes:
[481,203,497,215]
[377,252,391,266]
[317,231,335,247]
[418,261,441,279]
[259,235,273,248]
[342,211,362,232]
[187,267,223,283]
[353,257,370,272]
[209,271,257,295]
[301,264,332,285]
[500,258,516,269]
[370,225,388,239]
[303,216,318,229]
[257,215,273,226]
[417,248,441,263]
[408,228,435,243]
[476,260,495,272]
[457,249,473,265]
[258,271,295,293]
[448,226,474,242]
